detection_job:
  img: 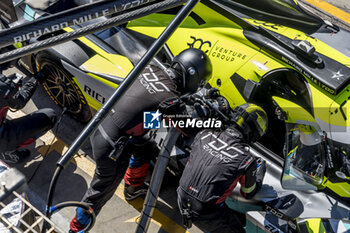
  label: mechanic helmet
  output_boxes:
[231,103,268,142]
[170,48,212,94]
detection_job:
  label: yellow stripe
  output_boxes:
[241,182,256,194]
[63,144,189,233]
[303,0,350,25]
[256,112,266,132]
[7,111,188,232]
[287,145,299,157]
[236,116,244,127]
[245,105,260,114]
[305,218,323,232]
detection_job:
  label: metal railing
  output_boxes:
[0,191,65,233]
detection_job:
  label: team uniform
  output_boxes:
[177,126,265,233]
[70,47,213,232]
[0,74,56,162]
[70,65,180,231]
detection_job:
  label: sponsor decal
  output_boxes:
[84,85,106,104]
[252,20,282,30]
[200,132,239,163]
[265,205,284,219]
[187,36,212,53]
[281,56,337,95]
[265,223,283,233]
[139,66,170,94]
[13,0,149,43]
[187,36,248,62]
[331,70,344,81]
[211,45,247,62]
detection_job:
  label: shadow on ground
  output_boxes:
[14,147,89,212]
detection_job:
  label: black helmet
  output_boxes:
[231,103,268,142]
[171,48,212,94]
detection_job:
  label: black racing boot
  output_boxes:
[0,149,31,164]
[124,183,149,201]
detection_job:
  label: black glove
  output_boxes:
[0,74,19,99]
[35,71,47,84]
[256,158,266,184]
[185,103,216,118]
[158,97,186,115]
[191,87,219,100]
[6,73,24,86]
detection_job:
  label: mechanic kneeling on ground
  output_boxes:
[177,103,268,233]
[69,48,212,232]
[0,71,57,164]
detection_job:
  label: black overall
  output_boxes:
[177,127,261,233]
[0,75,56,153]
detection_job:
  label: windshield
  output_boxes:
[282,123,325,190]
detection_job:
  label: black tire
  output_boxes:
[36,55,92,123]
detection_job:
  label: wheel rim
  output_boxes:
[42,62,83,114]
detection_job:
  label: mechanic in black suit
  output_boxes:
[0,72,57,164]
[69,48,212,232]
[177,103,268,233]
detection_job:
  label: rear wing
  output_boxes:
[0,0,17,24]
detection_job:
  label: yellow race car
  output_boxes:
[2,0,350,203]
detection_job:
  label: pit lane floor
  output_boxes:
[298,0,350,30]
[4,68,201,233]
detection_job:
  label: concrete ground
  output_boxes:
[1,0,350,232]
[298,0,350,30]
[326,0,350,12]
[3,68,202,233]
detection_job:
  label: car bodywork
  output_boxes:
[228,145,350,233]
[1,0,350,205]
[124,0,350,203]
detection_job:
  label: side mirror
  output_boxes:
[281,124,325,191]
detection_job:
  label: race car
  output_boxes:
[1,0,350,204]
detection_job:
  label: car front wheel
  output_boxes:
[37,56,92,123]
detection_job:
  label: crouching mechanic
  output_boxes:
[69,48,212,232]
[177,103,268,233]
[0,72,57,164]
